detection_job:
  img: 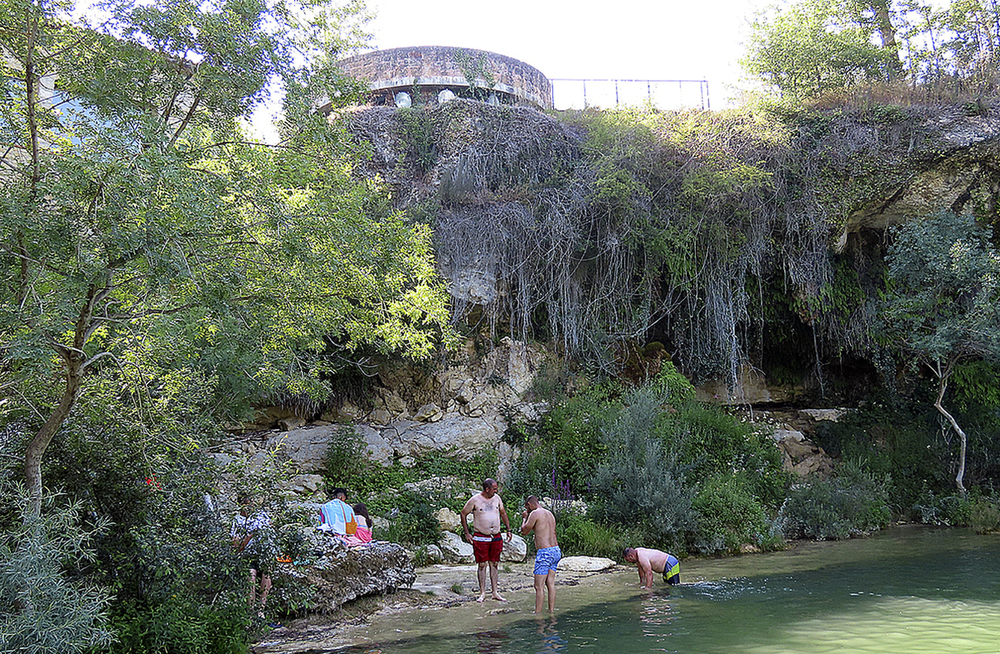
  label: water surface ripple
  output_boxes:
[328,527,1000,654]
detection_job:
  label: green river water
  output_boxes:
[324,526,1000,654]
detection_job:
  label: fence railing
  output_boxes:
[550,78,710,111]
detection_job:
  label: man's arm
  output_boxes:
[520,510,536,536]
[499,498,512,541]
[637,552,654,588]
[460,496,475,541]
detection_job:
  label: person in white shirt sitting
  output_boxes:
[318,487,357,536]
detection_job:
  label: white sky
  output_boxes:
[362,0,768,109]
[247,0,769,138]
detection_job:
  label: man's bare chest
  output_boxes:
[475,499,499,513]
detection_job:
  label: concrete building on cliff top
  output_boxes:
[336,45,553,110]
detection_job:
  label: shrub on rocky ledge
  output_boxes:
[774,463,891,540]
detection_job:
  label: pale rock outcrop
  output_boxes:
[389,413,506,460]
[453,380,475,404]
[262,426,341,473]
[501,534,528,563]
[289,532,415,611]
[229,337,547,479]
[320,400,363,422]
[376,389,409,417]
[421,544,444,564]
[773,429,834,478]
[368,409,393,426]
[558,556,616,572]
[413,403,444,422]
[278,416,307,431]
[800,408,851,423]
[248,406,300,430]
[280,474,325,496]
[383,418,420,440]
[439,530,474,563]
[356,424,394,465]
[696,364,803,405]
[434,507,462,533]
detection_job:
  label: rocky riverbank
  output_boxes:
[254,556,624,653]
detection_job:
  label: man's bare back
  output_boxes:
[522,506,557,549]
[636,547,669,574]
[521,496,561,613]
[624,546,679,588]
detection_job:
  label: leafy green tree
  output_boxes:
[0,0,451,516]
[743,0,900,98]
[940,0,1000,90]
[882,211,1000,493]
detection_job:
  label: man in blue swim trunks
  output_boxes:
[623,547,680,588]
[520,495,561,613]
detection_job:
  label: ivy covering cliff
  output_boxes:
[342,99,1000,398]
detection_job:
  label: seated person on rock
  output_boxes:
[318,487,357,537]
[353,503,373,543]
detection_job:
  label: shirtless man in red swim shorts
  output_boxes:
[461,477,512,603]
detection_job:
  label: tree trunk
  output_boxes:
[24,284,104,517]
[24,359,83,516]
[934,375,967,494]
[868,0,898,50]
[867,0,904,79]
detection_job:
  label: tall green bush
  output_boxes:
[591,390,698,550]
[323,425,371,490]
[506,379,622,499]
[663,402,789,509]
[693,473,776,554]
[0,489,112,653]
[775,463,891,540]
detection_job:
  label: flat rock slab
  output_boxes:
[558,556,616,572]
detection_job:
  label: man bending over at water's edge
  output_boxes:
[623,547,680,588]
[461,477,512,603]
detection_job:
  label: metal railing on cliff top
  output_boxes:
[550,78,710,111]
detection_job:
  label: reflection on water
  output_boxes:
[535,617,567,652]
[327,528,1000,654]
[473,630,508,653]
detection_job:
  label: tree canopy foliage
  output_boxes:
[882,211,1000,492]
[0,0,451,516]
[743,0,1000,100]
[743,0,898,99]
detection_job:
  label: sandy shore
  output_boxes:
[254,561,638,653]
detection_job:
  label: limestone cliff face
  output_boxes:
[238,101,999,482]
[236,336,547,480]
[341,100,1000,398]
[821,106,1000,249]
